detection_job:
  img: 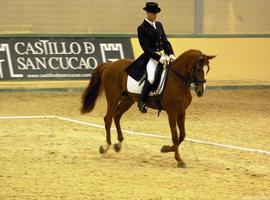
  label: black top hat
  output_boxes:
[143,2,161,13]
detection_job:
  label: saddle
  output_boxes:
[127,62,170,115]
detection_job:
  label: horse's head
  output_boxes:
[171,50,216,97]
[191,54,216,97]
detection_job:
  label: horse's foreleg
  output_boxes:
[161,111,185,167]
[161,111,178,151]
[175,111,186,168]
[177,111,186,145]
[113,95,134,152]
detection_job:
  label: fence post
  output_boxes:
[194,0,204,34]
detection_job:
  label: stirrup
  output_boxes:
[138,102,147,113]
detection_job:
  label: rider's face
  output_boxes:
[146,12,157,22]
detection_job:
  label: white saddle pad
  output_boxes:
[127,69,166,96]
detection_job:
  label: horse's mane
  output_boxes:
[172,49,202,69]
[175,49,202,62]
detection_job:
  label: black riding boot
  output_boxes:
[138,80,152,113]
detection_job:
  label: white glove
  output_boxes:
[159,55,170,64]
[169,54,176,62]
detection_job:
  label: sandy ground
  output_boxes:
[0,89,270,199]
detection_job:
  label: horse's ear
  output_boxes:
[207,55,216,60]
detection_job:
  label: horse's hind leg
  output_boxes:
[99,92,121,154]
[113,95,135,152]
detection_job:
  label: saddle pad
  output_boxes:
[127,69,166,96]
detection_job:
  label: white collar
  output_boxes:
[145,18,156,29]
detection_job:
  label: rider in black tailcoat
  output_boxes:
[125,2,175,113]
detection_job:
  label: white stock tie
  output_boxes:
[152,22,156,29]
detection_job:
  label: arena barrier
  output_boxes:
[131,36,270,83]
[0,115,269,156]
[1,34,270,84]
[0,36,134,80]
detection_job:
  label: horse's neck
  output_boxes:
[167,66,189,91]
[163,63,189,97]
[171,58,190,78]
[162,51,198,105]
[161,60,192,110]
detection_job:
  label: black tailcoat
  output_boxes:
[125,20,174,81]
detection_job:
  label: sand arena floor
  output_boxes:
[0,88,269,199]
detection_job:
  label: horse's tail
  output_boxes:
[80,62,107,114]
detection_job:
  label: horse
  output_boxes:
[81,49,216,167]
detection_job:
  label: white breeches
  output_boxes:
[146,58,159,84]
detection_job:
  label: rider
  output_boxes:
[125,2,175,113]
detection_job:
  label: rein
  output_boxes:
[171,67,191,85]
[171,60,208,87]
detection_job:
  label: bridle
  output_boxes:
[189,61,210,85]
[171,57,210,87]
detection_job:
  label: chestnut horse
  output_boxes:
[81,49,215,167]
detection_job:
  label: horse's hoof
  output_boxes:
[161,145,170,153]
[99,145,111,154]
[99,145,106,154]
[114,143,122,153]
[177,162,186,168]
